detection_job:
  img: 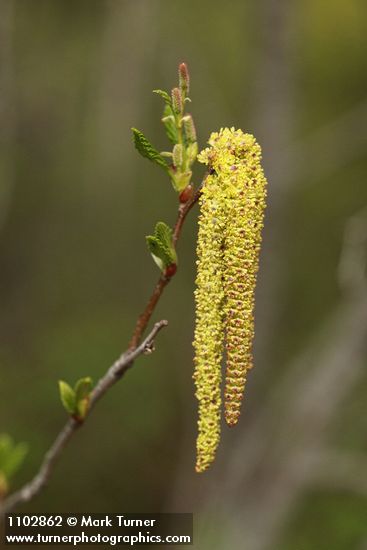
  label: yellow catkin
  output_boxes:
[221,131,267,427]
[194,128,267,467]
[193,167,226,473]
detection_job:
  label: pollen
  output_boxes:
[193,127,267,470]
[193,167,226,473]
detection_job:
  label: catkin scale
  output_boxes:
[194,128,267,470]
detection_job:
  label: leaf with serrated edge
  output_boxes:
[153,89,171,105]
[154,223,176,262]
[146,236,168,270]
[155,222,172,246]
[131,128,168,170]
[146,235,175,271]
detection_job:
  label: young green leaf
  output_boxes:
[74,377,93,421]
[162,104,178,144]
[170,170,192,192]
[58,381,76,415]
[146,236,171,271]
[76,398,89,421]
[74,377,93,403]
[153,89,172,105]
[131,128,168,170]
[155,222,174,254]
[146,221,177,272]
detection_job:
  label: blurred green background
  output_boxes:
[1,0,367,548]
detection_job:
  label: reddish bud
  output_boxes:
[72,414,84,424]
[179,184,194,203]
[179,62,190,96]
[171,87,183,114]
[165,263,177,278]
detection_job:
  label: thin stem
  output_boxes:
[2,320,168,514]
[1,179,203,515]
[129,185,202,350]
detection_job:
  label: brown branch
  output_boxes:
[1,180,203,515]
[129,186,202,350]
[1,320,168,514]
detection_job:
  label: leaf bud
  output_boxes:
[183,114,197,143]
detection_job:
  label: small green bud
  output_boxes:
[172,144,183,168]
[59,377,93,421]
[171,170,192,192]
[179,62,190,96]
[58,381,76,415]
[161,115,175,124]
[187,142,198,165]
[183,114,197,143]
[171,87,183,115]
[76,398,89,421]
[74,377,93,421]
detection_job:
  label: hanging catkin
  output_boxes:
[193,128,267,471]
[192,167,226,473]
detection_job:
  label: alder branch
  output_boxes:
[1,320,168,514]
[129,185,202,350]
[1,182,202,515]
